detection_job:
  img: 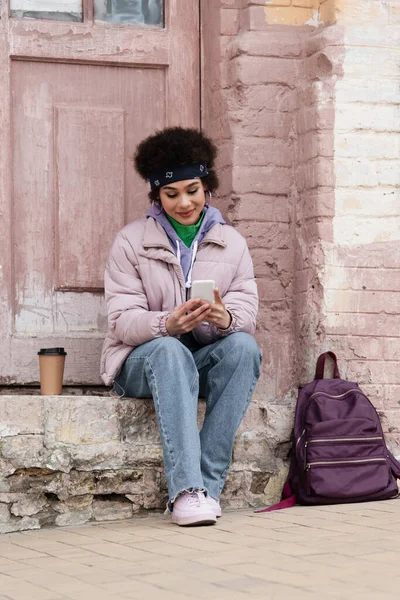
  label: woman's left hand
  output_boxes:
[205,288,232,330]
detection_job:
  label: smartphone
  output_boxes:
[191,280,215,304]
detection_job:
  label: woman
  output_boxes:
[101,127,261,526]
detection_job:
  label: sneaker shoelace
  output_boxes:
[187,491,203,506]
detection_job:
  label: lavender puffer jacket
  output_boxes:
[100,217,258,385]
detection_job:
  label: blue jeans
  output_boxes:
[114,332,262,503]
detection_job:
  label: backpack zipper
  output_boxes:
[308,389,360,401]
[308,436,382,444]
[305,457,388,495]
[306,457,387,469]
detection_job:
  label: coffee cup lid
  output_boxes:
[38,347,67,356]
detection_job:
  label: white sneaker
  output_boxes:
[207,496,222,518]
[171,491,217,527]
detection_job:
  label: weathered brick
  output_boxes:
[264,5,316,26]
[335,188,400,217]
[292,0,318,7]
[384,339,400,361]
[328,245,386,269]
[319,0,336,24]
[297,157,335,191]
[346,361,400,385]
[335,79,400,104]
[325,313,400,337]
[333,216,400,246]
[235,110,293,139]
[232,165,292,194]
[235,221,291,250]
[233,31,302,59]
[324,335,384,361]
[238,85,298,113]
[384,244,400,268]
[234,138,293,168]
[335,132,400,160]
[335,0,390,24]
[234,55,299,86]
[336,104,400,133]
[298,131,334,161]
[300,190,335,219]
[385,385,400,410]
[221,8,240,36]
[343,47,400,79]
[256,278,289,302]
[324,266,400,292]
[336,159,378,188]
[325,289,400,315]
[229,194,290,223]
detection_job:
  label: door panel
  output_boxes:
[1,0,200,385]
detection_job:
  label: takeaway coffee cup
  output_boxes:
[37,348,67,395]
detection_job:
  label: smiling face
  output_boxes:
[158,178,206,225]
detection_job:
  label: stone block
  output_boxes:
[0,516,40,535]
[55,509,92,527]
[92,498,133,522]
[0,398,43,437]
[68,442,125,471]
[44,397,120,446]
[117,399,160,443]
[10,494,48,517]
[1,435,45,468]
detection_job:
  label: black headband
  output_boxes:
[148,163,208,190]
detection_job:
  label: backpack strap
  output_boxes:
[315,351,340,380]
[254,481,296,513]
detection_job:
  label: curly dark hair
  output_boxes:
[134,126,219,202]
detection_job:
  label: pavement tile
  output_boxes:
[0,500,400,598]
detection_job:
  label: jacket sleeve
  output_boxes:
[105,234,171,347]
[193,240,258,343]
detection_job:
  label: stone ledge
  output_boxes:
[0,395,288,533]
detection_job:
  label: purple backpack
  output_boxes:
[257,352,400,512]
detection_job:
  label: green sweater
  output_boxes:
[166,212,205,247]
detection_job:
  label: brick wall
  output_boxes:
[203,0,400,500]
[321,9,400,453]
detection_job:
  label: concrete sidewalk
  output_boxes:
[1,500,400,600]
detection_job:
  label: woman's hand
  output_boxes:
[166,298,212,337]
[205,288,232,330]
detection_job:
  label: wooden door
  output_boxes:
[0,0,200,386]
